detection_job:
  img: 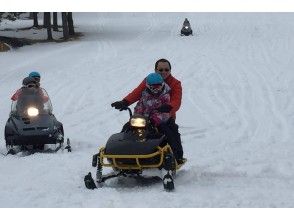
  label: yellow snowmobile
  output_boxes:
[84,108,186,191]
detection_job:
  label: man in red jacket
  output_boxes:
[111,58,185,164]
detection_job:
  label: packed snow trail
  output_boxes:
[1,13,294,207]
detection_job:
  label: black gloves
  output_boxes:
[157,104,172,113]
[111,99,129,111]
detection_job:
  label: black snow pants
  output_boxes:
[158,118,183,160]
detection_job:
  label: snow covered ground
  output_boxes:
[1,12,294,207]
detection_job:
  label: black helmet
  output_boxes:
[22,77,37,86]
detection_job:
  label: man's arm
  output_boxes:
[170,80,182,115]
[123,79,146,105]
[39,88,49,102]
[11,89,21,101]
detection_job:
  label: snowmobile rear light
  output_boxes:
[130,117,146,128]
[27,107,39,117]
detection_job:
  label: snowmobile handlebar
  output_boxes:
[124,107,160,119]
[124,107,159,119]
[126,107,132,118]
[119,107,159,121]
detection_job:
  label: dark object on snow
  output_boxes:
[84,107,186,191]
[4,87,71,154]
[180,18,193,36]
[84,173,97,189]
[0,36,31,48]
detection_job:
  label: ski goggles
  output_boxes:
[33,77,40,82]
[27,84,37,88]
[147,83,163,93]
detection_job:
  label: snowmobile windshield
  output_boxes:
[183,19,190,26]
[11,87,53,116]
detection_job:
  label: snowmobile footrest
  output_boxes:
[92,153,99,167]
[84,172,97,190]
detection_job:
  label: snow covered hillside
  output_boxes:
[1,13,294,207]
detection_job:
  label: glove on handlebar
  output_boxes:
[111,99,129,111]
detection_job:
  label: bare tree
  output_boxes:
[0,12,24,27]
[53,12,58,31]
[62,12,69,40]
[0,12,23,22]
[67,12,75,35]
[0,12,4,23]
[44,12,53,40]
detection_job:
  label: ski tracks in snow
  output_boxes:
[1,13,294,207]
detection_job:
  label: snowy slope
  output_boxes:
[1,12,294,207]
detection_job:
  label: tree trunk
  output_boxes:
[33,12,38,27]
[67,12,75,35]
[43,12,47,28]
[62,12,69,40]
[44,12,53,40]
[53,12,58,31]
[29,12,34,19]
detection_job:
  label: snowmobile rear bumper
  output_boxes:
[5,133,61,145]
[181,30,193,36]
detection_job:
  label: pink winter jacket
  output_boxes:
[134,83,171,126]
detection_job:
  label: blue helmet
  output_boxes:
[29,71,41,78]
[146,73,163,85]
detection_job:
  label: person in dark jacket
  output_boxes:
[111,58,185,164]
[11,76,48,103]
[11,71,42,101]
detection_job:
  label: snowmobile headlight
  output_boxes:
[130,117,146,128]
[27,107,39,117]
[185,26,189,29]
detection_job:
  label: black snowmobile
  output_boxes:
[180,18,193,36]
[4,87,71,155]
[84,107,186,191]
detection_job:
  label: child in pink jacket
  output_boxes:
[134,73,171,126]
